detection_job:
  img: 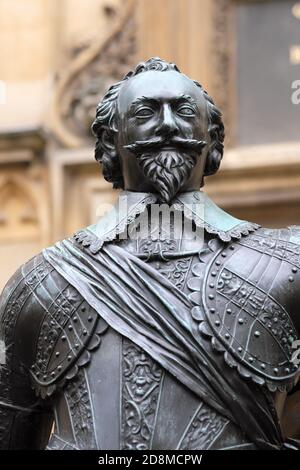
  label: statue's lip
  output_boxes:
[159,145,177,150]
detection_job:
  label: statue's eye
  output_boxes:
[135,107,154,118]
[177,106,195,117]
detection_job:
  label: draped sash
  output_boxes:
[43,239,285,449]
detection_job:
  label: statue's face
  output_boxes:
[116,70,209,202]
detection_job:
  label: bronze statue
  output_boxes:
[0,58,299,450]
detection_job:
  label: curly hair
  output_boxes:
[91,57,225,188]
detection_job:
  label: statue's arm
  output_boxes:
[284,309,300,440]
[281,228,300,441]
[0,261,53,449]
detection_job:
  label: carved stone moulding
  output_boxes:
[0,127,48,243]
[51,0,137,149]
[0,171,46,243]
[210,0,233,146]
[0,128,46,164]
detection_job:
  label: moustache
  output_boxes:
[123,137,207,155]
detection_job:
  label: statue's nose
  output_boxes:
[155,105,179,138]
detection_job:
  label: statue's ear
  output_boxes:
[94,127,123,188]
[204,123,224,177]
[95,128,117,163]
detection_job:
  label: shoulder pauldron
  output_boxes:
[30,281,108,398]
[195,228,300,392]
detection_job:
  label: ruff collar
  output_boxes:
[73,190,260,254]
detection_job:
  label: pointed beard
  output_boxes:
[138,150,197,203]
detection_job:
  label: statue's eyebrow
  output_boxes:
[130,96,159,110]
[130,94,197,110]
[177,94,197,106]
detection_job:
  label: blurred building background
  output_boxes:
[0,0,300,289]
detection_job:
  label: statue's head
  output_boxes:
[92,57,224,203]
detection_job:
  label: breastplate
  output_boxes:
[46,233,255,450]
